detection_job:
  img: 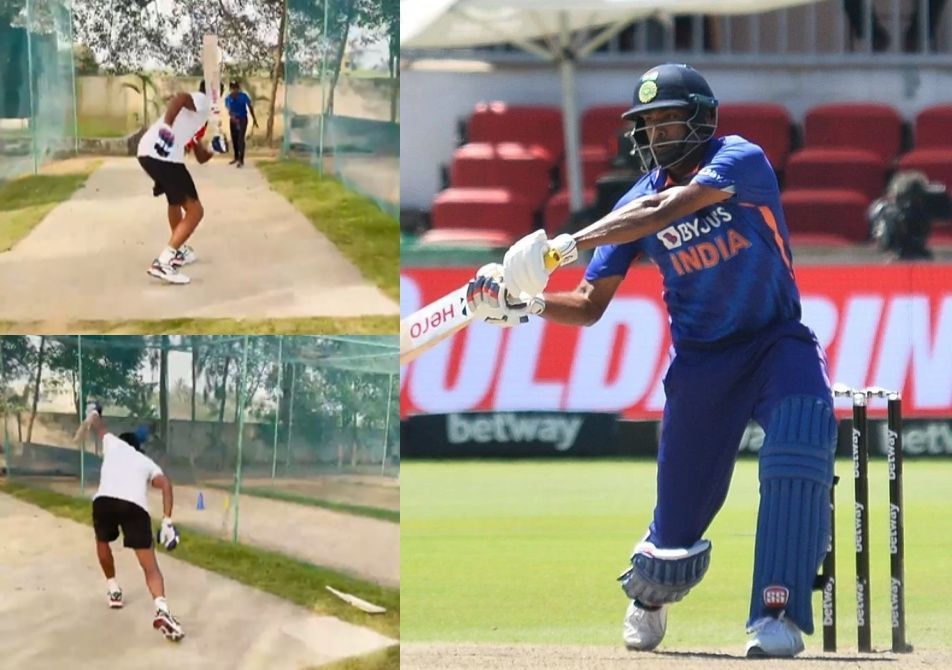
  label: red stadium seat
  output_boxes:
[559,146,614,190]
[785,148,888,201]
[804,103,903,164]
[582,104,631,156]
[451,142,555,209]
[781,189,870,244]
[431,187,536,238]
[418,228,517,248]
[467,103,564,162]
[717,103,793,171]
[913,104,952,148]
[543,188,596,235]
[897,148,952,191]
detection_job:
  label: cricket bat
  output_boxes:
[202,35,225,143]
[399,246,566,366]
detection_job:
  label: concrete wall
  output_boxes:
[400,62,952,210]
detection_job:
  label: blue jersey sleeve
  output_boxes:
[583,176,654,282]
[691,137,778,205]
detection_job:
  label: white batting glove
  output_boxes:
[157,517,180,551]
[503,231,578,297]
[85,400,102,421]
[466,263,545,328]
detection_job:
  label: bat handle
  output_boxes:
[543,248,562,272]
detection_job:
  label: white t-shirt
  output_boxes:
[137,91,210,163]
[93,433,164,514]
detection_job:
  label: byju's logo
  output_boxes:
[657,226,682,249]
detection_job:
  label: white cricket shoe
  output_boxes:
[623,600,667,651]
[170,245,197,268]
[745,614,805,658]
[147,259,190,284]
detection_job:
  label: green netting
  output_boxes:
[0,0,78,180]
[0,335,399,540]
[283,0,398,216]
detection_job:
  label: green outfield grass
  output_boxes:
[401,458,952,653]
[257,159,398,302]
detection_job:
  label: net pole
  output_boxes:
[231,336,250,544]
[25,0,39,174]
[77,335,85,494]
[0,344,8,476]
[285,363,296,474]
[271,336,283,481]
[66,0,79,153]
[317,0,330,175]
[381,373,393,476]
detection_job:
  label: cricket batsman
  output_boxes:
[82,401,185,641]
[466,63,836,657]
[136,79,228,285]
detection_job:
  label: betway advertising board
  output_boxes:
[401,265,952,419]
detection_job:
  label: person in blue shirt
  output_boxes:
[224,80,258,167]
[466,63,836,658]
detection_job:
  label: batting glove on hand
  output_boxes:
[157,518,180,551]
[503,232,578,297]
[85,400,102,421]
[466,263,545,328]
[211,134,229,154]
[155,123,175,157]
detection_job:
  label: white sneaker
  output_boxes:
[153,608,185,642]
[107,589,123,609]
[170,245,197,268]
[623,600,667,651]
[147,259,190,284]
[745,614,805,658]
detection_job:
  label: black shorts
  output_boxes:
[138,156,199,206]
[92,496,153,549]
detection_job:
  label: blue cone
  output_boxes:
[197,492,205,511]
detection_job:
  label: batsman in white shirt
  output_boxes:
[83,401,185,642]
[135,35,229,285]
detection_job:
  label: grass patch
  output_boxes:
[78,115,131,138]
[0,315,395,335]
[256,159,398,302]
[0,480,399,641]
[0,169,97,251]
[402,459,952,652]
[310,645,400,670]
[207,483,399,523]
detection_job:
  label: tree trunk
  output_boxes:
[217,356,232,470]
[218,357,231,424]
[388,23,398,122]
[266,0,288,147]
[190,337,198,422]
[25,336,46,444]
[326,0,355,116]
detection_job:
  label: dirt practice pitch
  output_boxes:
[0,492,396,670]
[401,642,951,669]
[0,157,397,323]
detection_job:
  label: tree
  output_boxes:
[74,43,99,75]
[25,336,46,444]
[71,0,180,74]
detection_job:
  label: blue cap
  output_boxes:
[134,425,150,444]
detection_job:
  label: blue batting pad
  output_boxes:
[748,395,836,634]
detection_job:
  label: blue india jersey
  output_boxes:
[584,135,802,349]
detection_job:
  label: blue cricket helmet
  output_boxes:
[622,63,719,171]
